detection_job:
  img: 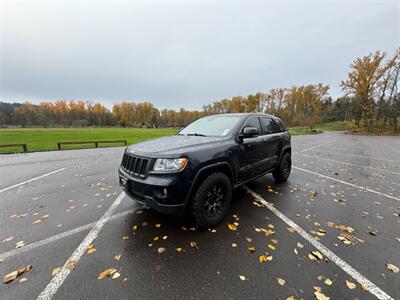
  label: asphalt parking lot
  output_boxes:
[1,132,399,300]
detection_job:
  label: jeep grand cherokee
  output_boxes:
[119,113,291,228]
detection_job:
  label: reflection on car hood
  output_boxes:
[127,135,224,156]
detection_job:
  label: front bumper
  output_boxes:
[118,167,191,215]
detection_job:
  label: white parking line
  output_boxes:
[0,168,66,193]
[0,206,144,262]
[244,187,394,300]
[293,166,400,202]
[297,153,400,175]
[37,192,126,300]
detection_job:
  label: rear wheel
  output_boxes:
[190,172,232,229]
[273,152,291,183]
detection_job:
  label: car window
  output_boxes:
[243,117,261,134]
[260,118,278,134]
[274,119,287,132]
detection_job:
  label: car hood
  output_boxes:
[126,135,224,157]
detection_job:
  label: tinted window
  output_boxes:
[274,119,287,132]
[260,118,277,134]
[243,117,261,135]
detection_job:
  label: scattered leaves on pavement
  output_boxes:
[346,280,356,289]
[386,263,399,273]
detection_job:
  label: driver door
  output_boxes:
[238,117,264,182]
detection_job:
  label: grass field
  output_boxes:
[0,128,178,153]
[0,121,347,154]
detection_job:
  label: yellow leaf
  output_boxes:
[287,227,295,233]
[18,277,27,283]
[114,254,122,261]
[155,223,161,228]
[239,275,246,281]
[98,268,117,280]
[314,291,330,300]
[153,236,159,241]
[112,272,121,279]
[245,237,252,243]
[176,248,183,253]
[247,246,256,253]
[259,255,267,263]
[311,251,323,260]
[228,224,237,231]
[122,236,129,240]
[87,247,97,255]
[346,280,356,289]
[3,265,32,283]
[232,243,238,248]
[268,244,276,250]
[32,219,42,224]
[324,278,333,285]
[277,278,285,286]
[66,260,75,271]
[52,267,61,276]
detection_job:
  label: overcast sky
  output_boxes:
[0,1,399,110]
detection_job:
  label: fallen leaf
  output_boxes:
[18,277,27,283]
[155,223,161,228]
[247,246,256,253]
[277,278,285,286]
[157,247,166,254]
[239,275,246,281]
[32,219,42,224]
[386,263,399,273]
[190,241,199,249]
[245,237,253,243]
[228,224,237,231]
[268,244,276,250]
[324,278,333,285]
[15,241,25,248]
[297,242,304,249]
[87,245,96,254]
[311,251,323,260]
[98,268,117,280]
[361,284,369,291]
[122,236,129,240]
[311,191,318,198]
[3,236,13,243]
[112,272,121,279]
[259,255,267,263]
[346,280,356,289]
[3,265,32,283]
[66,260,75,271]
[232,243,238,248]
[287,227,295,233]
[176,248,184,253]
[52,267,61,276]
[314,291,330,300]
[114,254,122,261]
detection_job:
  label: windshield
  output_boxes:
[179,115,242,137]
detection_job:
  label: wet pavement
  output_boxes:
[0,132,399,299]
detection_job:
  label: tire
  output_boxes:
[190,172,232,229]
[273,152,291,183]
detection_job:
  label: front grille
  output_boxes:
[121,153,151,178]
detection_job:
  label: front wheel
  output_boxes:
[190,172,232,229]
[273,152,291,183]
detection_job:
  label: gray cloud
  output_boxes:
[1,1,399,110]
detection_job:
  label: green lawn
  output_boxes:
[0,128,178,153]
[289,121,347,135]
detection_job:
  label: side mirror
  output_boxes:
[242,126,259,138]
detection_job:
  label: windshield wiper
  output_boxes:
[186,133,206,137]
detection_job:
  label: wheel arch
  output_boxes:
[185,162,234,204]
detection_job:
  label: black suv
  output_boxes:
[119,113,291,228]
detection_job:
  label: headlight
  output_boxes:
[153,158,187,173]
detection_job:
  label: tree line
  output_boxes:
[1,49,398,132]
